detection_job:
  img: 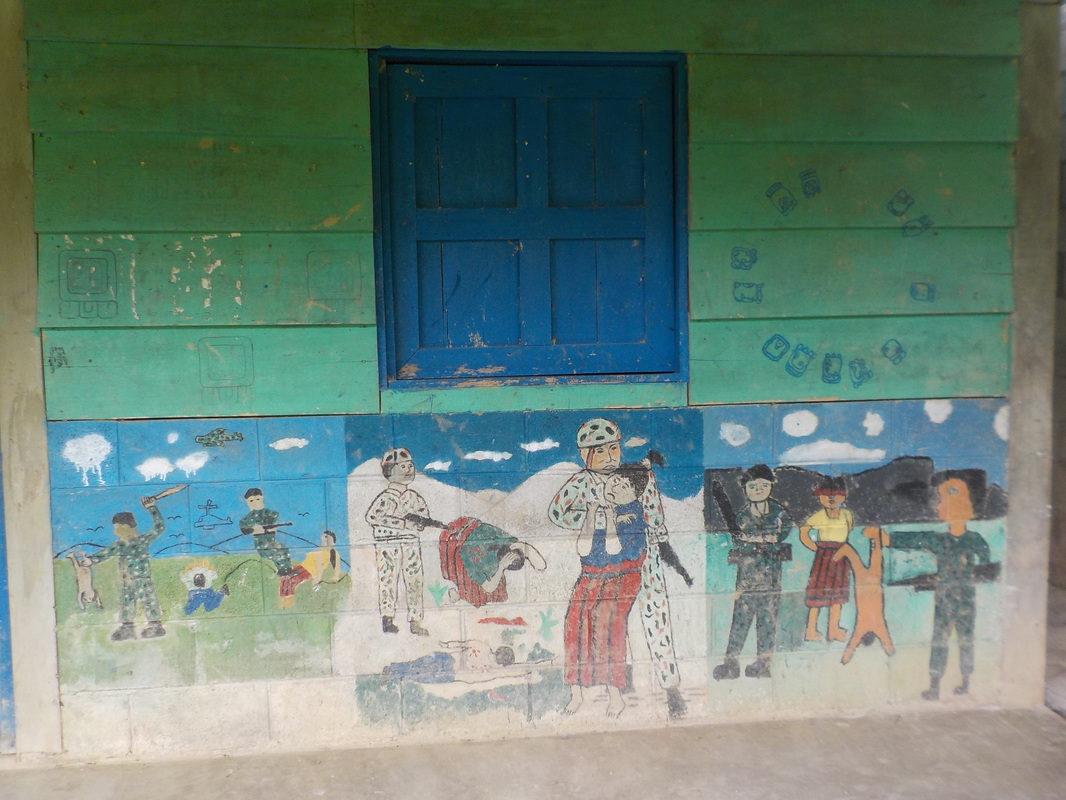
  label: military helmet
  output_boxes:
[381,447,412,470]
[576,418,621,449]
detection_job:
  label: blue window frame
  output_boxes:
[372,52,686,388]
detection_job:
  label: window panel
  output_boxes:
[376,54,683,386]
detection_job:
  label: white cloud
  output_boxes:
[924,399,953,424]
[269,437,310,451]
[520,438,560,453]
[135,457,175,481]
[780,439,887,465]
[424,460,452,472]
[994,406,1010,441]
[719,422,751,447]
[464,450,513,462]
[863,412,885,437]
[62,433,113,486]
[624,436,648,448]
[782,410,819,437]
[175,452,209,476]
[167,432,179,444]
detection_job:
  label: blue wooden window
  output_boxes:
[373,54,685,386]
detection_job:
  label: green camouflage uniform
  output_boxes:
[240,506,293,572]
[92,505,165,623]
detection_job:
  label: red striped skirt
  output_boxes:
[805,542,851,607]
[564,556,645,689]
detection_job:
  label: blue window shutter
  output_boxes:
[380,59,681,384]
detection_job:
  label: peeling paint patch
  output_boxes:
[129,256,140,320]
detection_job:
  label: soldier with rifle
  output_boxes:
[712,465,793,680]
[885,469,999,700]
[240,487,309,606]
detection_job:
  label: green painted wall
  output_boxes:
[27,0,1019,418]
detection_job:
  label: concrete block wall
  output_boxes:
[45,402,1010,758]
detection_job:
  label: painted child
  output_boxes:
[799,476,853,643]
[563,463,650,718]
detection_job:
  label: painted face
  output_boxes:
[744,478,773,503]
[246,494,264,511]
[584,441,621,473]
[936,478,974,526]
[818,493,846,511]
[114,522,137,541]
[392,457,416,483]
[605,474,638,506]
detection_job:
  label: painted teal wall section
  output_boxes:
[27,0,1019,417]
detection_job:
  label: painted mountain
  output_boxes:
[704,456,1008,533]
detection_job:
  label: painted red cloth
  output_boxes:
[564,556,645,689]
[805,542,851,607]
[440,518,509,608]
[279,565,311,598]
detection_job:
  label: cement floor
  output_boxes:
[3,584,1066,800]
[0,707,1064,800]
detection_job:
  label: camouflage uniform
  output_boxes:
[239,506,293,572]
[92,505,165,623]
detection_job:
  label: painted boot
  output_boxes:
[666,687,687,720]
[409,620,429,636]
[921,673,941,701]
[141,621,166,638]
[744,658,771,679]
[110,622,136,641]
[382,616,399,634]
[712,656,740,681]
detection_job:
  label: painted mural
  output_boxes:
[0,455,15,752]
[47,399,1009,734]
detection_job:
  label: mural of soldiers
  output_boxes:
[713,464,793,680]
[886,470,995,700]
[366,448,430,636]
[549,418,686,719]
[90,495,167,640]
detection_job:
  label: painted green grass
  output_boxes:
[54,554,351,689]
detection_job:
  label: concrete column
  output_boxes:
[1051,5,1066,588]
[0,0,63,755]
[1002,0,1060,704]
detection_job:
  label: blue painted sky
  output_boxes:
[703,398,1009,487]
[45,400,1008,561]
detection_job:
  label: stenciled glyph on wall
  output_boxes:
[46,399,1009,741]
